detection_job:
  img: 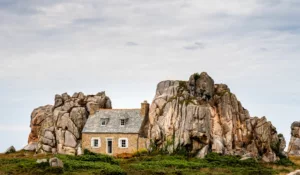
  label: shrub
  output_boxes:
[204,152,259,168]
[275,157,295,166]
[193,73,201,81]
[132,149,148,157]
[57,153,119,165]
[84,148,97,155]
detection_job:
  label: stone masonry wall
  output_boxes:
[82,133,147,156]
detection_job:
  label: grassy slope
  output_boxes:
[0,151,299,175]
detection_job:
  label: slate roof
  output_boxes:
[82,109,143,134]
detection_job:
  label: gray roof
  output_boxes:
[82,109,143,133]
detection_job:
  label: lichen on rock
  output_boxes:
[26,91,112,155]
[288,121,300,156]
[145,72,283,162]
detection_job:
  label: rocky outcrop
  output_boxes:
[26,91,112,155]
[5,146,16,154]
[145,72,284,162]
[49,157,64,168]
[288,170,300,175]
[288,122,300,156]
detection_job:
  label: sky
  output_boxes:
[0,0,300,152]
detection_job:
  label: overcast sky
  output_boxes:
[1,0,300,152]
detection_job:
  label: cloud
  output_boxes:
[126,42,139,46]
[0,0,41,15]
[184,42,205,50]
[0,0,300,153]
[73,17,106,25]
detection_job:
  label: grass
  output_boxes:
[1,151,299,175]
[124,153,276,175]
[0,150,125,175]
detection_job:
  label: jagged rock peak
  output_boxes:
[188,72,214,100]
[145,72,284,162]
[26,91,112,155]
[288,121,300,156]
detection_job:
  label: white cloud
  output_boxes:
[0,0,300,151]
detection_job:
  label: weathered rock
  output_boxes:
[28,105,53,143]
[288,122,300,156]
[188,72,214,100]
[49,157,64,168]
[64,130,77,148]
[77,144,83,155]
[5,146,16,154]
[61,146,76,155]
[196,145,209,158]
[42,144,52,152]
[145,72,283,162]
[288,170,300,175]
[262,151,278,162]
[23,142,38,151]
[70,107,88,131]
[36,159,47,164]
[27,92,112,155]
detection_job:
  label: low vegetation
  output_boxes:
[0,150,299,175]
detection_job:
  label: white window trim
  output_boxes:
[120,119,125,126]
[101,120,106,126]
[118,138,128,148]
[91,137,101,148]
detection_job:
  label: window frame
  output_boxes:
[101,120,106,126]
[106,137,114,154]
[120,119,126,126]
[91,137,101,148]
[118,138,128,148]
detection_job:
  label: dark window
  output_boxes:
[120,119,125,126]
[93,139,99,147]
[107,139,113,154]
[101,120,106,126]
[121,139,127,148]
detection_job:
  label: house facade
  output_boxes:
[82,101,149,156]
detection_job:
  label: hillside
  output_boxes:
[0,150,299,175]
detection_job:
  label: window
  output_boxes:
[91,137,101,148]
[94,139,99,147]
[118,138,128,148]
[121,139,126,147]
[120,119,125,126]
[101,120,106,126]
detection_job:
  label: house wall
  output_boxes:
[82,133,147,156]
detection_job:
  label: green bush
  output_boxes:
[204,152,259,167]
[132,149,149,157]
[193,73,201,81]
[62,159,124,173]
[128,153,276,175]
[275,157,295,166]
[58,150,119,165]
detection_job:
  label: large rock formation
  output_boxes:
[26,91,112,155]
[145,72,284,162]
[288,122,300,156]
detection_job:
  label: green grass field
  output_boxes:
[0,150,299,175]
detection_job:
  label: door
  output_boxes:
[107,138,113,154]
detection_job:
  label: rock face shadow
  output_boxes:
[143,72,285,162]
[26,91,112,155]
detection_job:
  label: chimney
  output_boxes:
[140,100,149,118]
[139,100,150,138]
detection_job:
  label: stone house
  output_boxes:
[82,101,149,156]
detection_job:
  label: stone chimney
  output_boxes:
[139,100,150,138]
[140,100,149,118]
